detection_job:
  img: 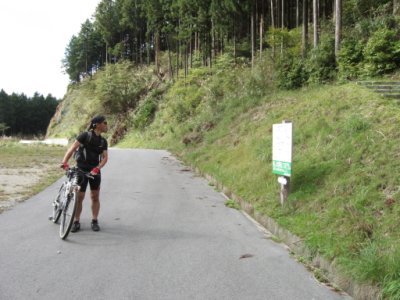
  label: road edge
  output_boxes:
[192,166,381,300]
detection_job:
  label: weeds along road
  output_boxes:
[0,149,350,300]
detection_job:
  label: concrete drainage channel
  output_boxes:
[358,81,400,100]
[194,167,382,300]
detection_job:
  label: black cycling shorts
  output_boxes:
[79,173,101,192]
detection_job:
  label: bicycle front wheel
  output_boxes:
[52,183,65,223]
[59,190,78,240]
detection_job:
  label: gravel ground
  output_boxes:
[0,166,53,212]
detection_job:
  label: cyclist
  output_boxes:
[61,115,109,232]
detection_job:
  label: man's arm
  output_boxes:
[62,140,81,165]
[98,150,108,169]
[90,150,108,175]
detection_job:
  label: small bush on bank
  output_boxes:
[277,56,308,89]
[338,38,364,80]
[306,36,337,85]
[363,27,400,76]
[132,99,157,129]
[275,35,336,89]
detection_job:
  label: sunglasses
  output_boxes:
[103,121,108,125]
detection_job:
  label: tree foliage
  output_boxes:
[62,0,400,88]
[0,89,59,136]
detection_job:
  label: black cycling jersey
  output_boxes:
[76,131,108,170]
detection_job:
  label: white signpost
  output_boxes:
[272,122,293,176]
[272,121,293,205]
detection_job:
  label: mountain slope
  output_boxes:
[49,57,400,298]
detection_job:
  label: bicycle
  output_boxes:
[50,167,93,239]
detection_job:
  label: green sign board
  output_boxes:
[272,160,292,176]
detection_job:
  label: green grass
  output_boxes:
[115,59,400,296]
[0,139,66,168]
[225,199,241,210]
[46,56,400,296]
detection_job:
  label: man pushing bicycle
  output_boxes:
[61,115,109,232]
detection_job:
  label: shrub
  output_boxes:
[96,62,153,114]
[265,28,304,90]
[363,27,400,76]
[165,70,208,123]
[276,56,308,90]
[132,99,157,129]
[338,38,365,80]
[306,36,337,84]
[267,28,301,54]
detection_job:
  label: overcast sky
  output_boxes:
[0,0,101,99]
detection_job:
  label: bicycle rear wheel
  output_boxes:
[52,183,65,223]
[59,190,78,240]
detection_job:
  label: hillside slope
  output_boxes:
[49,57,400,298]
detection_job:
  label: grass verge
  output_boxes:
[117,60,400,297]
[0,139,66,212]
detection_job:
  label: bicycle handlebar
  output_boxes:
[65,167,94,180]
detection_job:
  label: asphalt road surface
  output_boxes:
[0,149,351,300]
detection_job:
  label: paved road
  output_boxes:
[0,149,350,300]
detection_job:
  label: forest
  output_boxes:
[0,90,59,136]
[64,0,400,88]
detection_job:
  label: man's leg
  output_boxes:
[89,174,101,231]
[74,191,86,222]
[74,175,89,223]
[71,191,85,232]
[90,189,100,220]
[90,188,101,231]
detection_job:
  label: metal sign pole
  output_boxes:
[279,176,290,206]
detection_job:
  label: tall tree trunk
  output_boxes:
[194,31,197,53]
[270,0,275,28]
[221,32,224,56]
[233,23,236,63]
[189,34,193,69]
[281,0,284,55]
[194,31,199,63]
[198,31,201,62]
[270,0,275,57]
[139,31,143,64]
[166,34,174,80]
[251,8,255,68]
[106,42,109,65]
[184,44,187,79]
[155,31,160,74]
[260,12,264,59]
[296,0,300,27]
[203,33,206,66]
[209,32,212,68]
[394,0,400,15]
[176,39,179,79]
[146,35,150,65]
[313,0,319,48]
[335,0,341,59]
[302,0,309,57]
[211,20,217,62]
[211,19,215,63]
[85,41,88,75]
[277,0,280,27]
